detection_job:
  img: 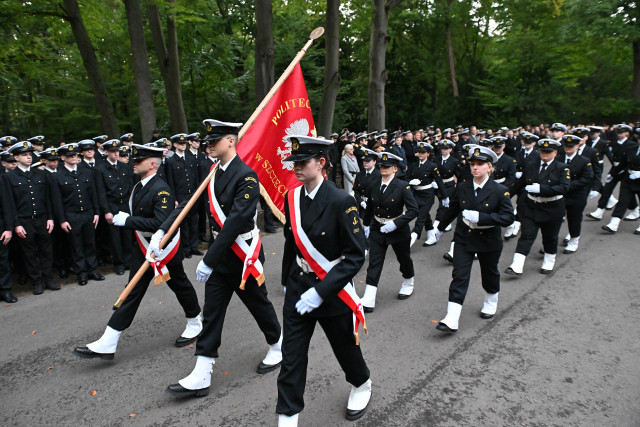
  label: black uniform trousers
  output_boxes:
[66,211,98,275]
[612,181,640,218]
[435,181,456,221]
[565,197,588,237]
[0,241,10,292]
[108,224,132,268]
[412,189,436,237]
[598,176,638,210]
[178,208,199,255]
[195,271,281,358]
[515,216,563,255]
[52,225,71,273]
[108,247,200,331]
[16,215,53,284]
[449,243,501,305]
[365,226,414,287]
[276,297,370,416]
[96,217,111,264]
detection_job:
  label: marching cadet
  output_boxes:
[588,124,637,220]
[276,135,371,426]
[434,146,514,333]
[353,148,381,217]
[73,143,202,360]
[573,127,604,202]
[432,139,458,233]
[157,120,281,398]
[361,152,419,311]
[557,134,594,253]
[405,141,447,247]
[505,139,570,276]
[0,174,17,303]
[95,139,134,275]
[48,143,104,286]
[4,141,59,294]
[165,133,202,258]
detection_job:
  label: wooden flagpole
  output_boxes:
[113,27,324,309]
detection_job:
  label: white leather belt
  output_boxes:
[211,226,259,240]
[296,255,341,274]
[443,176,455,183]
[415,184,433,190]
[494,177,506,184]
[375,215,400,224]
[528,194,563,203]
[462,217,494,229]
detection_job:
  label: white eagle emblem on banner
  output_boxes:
[278,119,316,170]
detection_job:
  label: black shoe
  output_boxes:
[480,312,494,319]
[436,322,457,333]
[175,335,198,348]
[504,234,513,241]
[540,268,552,274]
[184,253,192,259]
[78,273,88,286]
[601,224,616,234]
[115,265,125,275]
[166,383,209,398]
[346,402,370,422]
[635,229,640,235]
[45,279,61,291]
[363,306,374,313]
[191,250,204,256]
[563,248,576,254]
[59,268,69,279]
[73,347,114,360]
[88,272,105,281]
[397,293,411,300]
[0,292,18,303]
[33,283,44,295]
[504,267,521,276]
[443,253,453,263]
[257,361,281,374]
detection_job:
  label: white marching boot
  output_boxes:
[436,301,462,333]
[602,216,621,233]
[564,236,580,254]
[505,253,526,276]
[86,326,122,355]
[480,293,499,319]
[168,356,215,397]
[361,285,377,312]
[398,277,414,300]
[278,414,299,427]
[606,195,618,209]
[176,312,203,347]
[423,229,437,246]
[410,232,418,247]
[540,253,556,274]
[588,207,604,220]
[346,379,372,421]
[258,333,283,374]
[624,206,640,220]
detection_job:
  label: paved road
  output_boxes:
[1,199,639,426]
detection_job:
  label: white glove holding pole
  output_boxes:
[145,230,165,262]
[525,183,541,194]
[442,197,450,208]
[462,209,479,223]
[195,260,213,283]
[112,211,130,226]
[295,288,323,315]
[409,179,421,186]
[380,221,397,233]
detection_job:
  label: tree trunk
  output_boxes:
[632,39,640,101]
[124,0,156,142]
[318,0,341,138]
[60,0,119,137]
[148,0,188,133]
[368,0,389,131]
[444,0,459,97]
[254,0,274,104]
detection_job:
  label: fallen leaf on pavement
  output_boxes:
[48,366,54,370]
[90,390,97,396]
[32,331,36,335]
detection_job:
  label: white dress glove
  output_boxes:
[589,190,600,199]
[146,229,165,262]
[409,179,421,186]
[360,200,367,209]
[195,260,213,283]
[525,183,541,194]
[605,174,613,183]
[629,172,640,180]
[295,288,324,315]
[380,221,398,233]
[432,182,438,189]
[364,225,370,238]
[515,171,523,179]
[462,209,479,223]
[112,211,130,226]
[442,197,450,208]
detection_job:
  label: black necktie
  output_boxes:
[381,184,388,193]
[540,162,548,173]
[475,186,480,198]
[216,166,224,178]
[566,157,572,164]
[89,163,94,168]
[71,170,77,177]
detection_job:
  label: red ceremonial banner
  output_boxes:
[237,63,316,217]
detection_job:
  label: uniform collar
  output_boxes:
[64,164,78,173]
[107,158,118,166]
[219,154,237,171]
[18,164,30,173]
[473,175,490,191]
[304,179,323,200]
[140,173,156,187]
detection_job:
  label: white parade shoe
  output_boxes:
[443,241,455,263]
[624,206,640,220]
[436,301,462,333]
[563,236,580,254]
[167,356,215,397]
[361,285,377,313]
[346,379,372,421]
[278,414,299,427]
[423,229,437,246]
[606,195,618,210]
[410,232,418,247]
[480,293,499,319]
[176,312,203,347]
[257,333,283,374]
[540,253,556,274]
[86,326,122,354]
[602,217,621,233]
[505,253,526,276]
[398,277,414,300]
[587,207,604,220]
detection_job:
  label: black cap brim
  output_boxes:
[284,153,318,163]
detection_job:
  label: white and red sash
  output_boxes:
[129,183,181,285]
[208,164,265,290]
[287,186,368,345]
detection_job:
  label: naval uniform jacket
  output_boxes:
[609,138,637,178]
[492,153,517,188]
[363,177,419,245]
[4,168,53,227]
[96,161,134,215]
[123,174,175,241]
[49,167,100,224]
[509,160,571,223]
[406,160,447,199]
[353,168,381,208]
[281,180,366,317]
[577,145,603,192]
[515,148,540,173]
[557,153,594,205]
[438,179,514,253]
[623,144,640,192]
[165,152,198,203]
